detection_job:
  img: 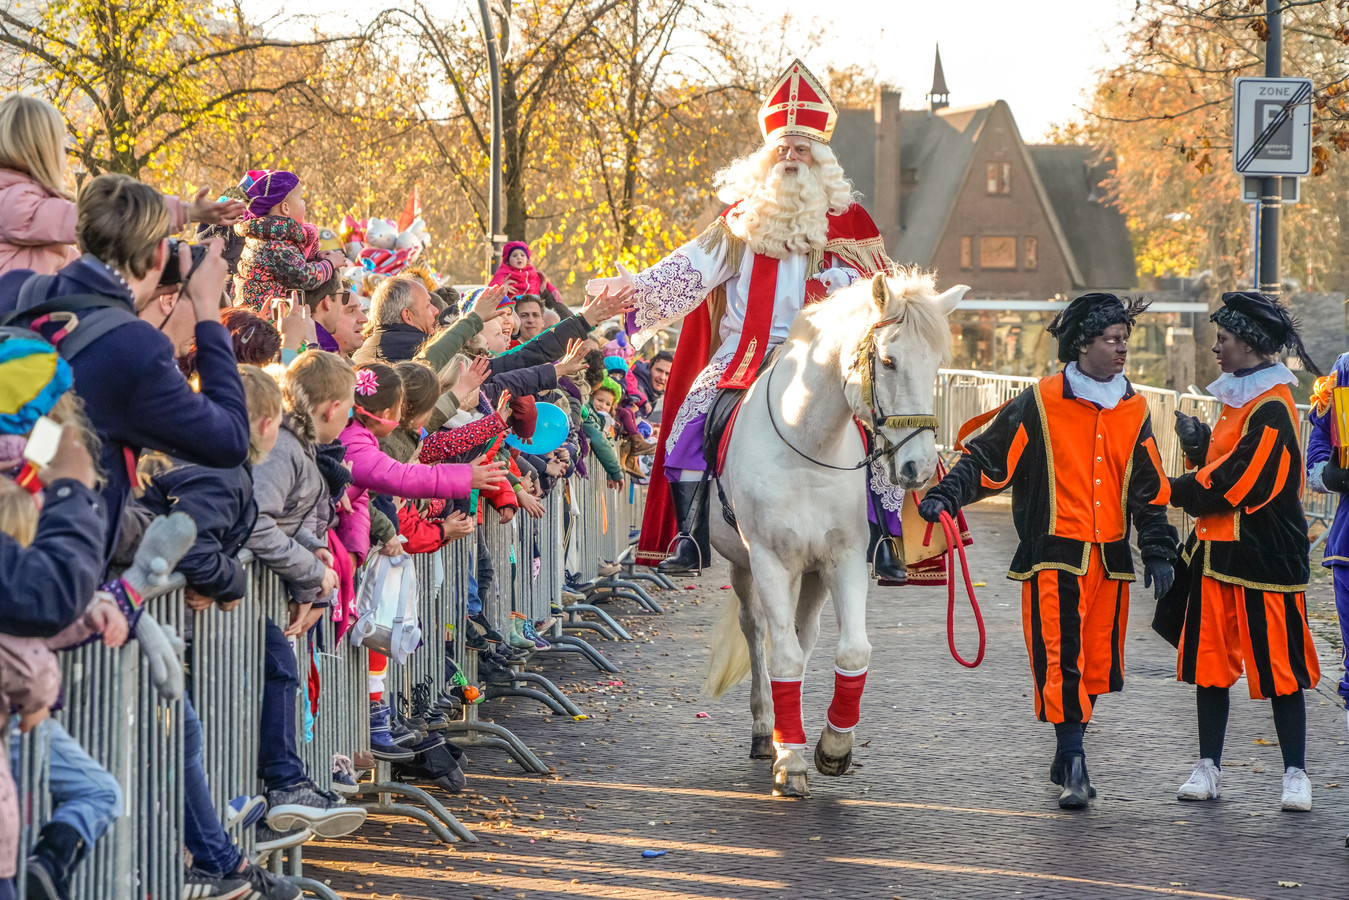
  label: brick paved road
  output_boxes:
[307,507,1349,899]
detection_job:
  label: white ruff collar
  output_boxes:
[1064,363,1129,410]
[1207,363,1297,409]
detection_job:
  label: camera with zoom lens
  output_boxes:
[159,238,207,286]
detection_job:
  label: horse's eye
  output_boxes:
[880,356,896,370]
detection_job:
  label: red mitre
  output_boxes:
[758,59,839,145]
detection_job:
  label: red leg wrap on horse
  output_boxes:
[826,667,868,732]
[770,678,806,747]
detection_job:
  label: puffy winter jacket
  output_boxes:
[335,419,474,562]
[234,215,334,313]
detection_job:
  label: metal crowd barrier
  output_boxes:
[15,579,187,899]
[12,441,663,898]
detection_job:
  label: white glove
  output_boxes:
[812,267,854,295]
[585,261,637,297]
[136,612,185,702]
[1308,459,1329,494]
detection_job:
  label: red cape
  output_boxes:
[634,203,887,565]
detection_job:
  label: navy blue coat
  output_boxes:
[133,458,257,602]
[0,479,107,637]
[0,256,251,563]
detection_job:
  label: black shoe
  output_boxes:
[467,612,505,644]
[871,537,907,583]
[1057,753,1092,809]
[25,821,85,900]
[1049,751,1097,797]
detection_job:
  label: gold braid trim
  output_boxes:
[694,217,744,273]
[827,236,891,277]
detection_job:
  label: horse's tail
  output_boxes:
[702,589,753,698]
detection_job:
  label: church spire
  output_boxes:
[928,44,950,113]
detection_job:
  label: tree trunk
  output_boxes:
[501,66,528,241]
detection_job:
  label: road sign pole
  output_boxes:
[1258,0,1282,294]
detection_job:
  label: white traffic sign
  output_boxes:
[1233,77,1313,176]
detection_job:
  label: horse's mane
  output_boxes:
[797,265,952,361]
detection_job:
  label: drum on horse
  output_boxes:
[702,268,966,797]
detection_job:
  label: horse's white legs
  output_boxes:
[732,563,774,759]
[746,547,809,797]
[795,571,829,669]
[815,554,873,777]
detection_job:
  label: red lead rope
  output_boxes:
[939,510,985,668]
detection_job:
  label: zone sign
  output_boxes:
[1232,77,1313,176]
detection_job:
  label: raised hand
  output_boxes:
[553,339,587,377]
[581,283,636,324]
[189,186,245,226]
[470,454,509,490]
[585,261,636,297]
[495,389,514,418]
[452,356,493,406]
[472,285,510,322]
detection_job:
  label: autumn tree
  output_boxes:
[0,0,359,177]
[1069,0,1349,381]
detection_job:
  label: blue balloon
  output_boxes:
[504,401,569,455]
[604,355,628,373]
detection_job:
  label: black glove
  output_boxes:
[1323,456,1349,493]
[1143,559,1175,601]
[1173,411,1211,468]
[918,494,955,524]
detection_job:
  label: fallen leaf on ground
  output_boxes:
[1254,738,1277,745]
[1278,881,1301,888]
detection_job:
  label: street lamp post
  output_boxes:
[1257,0,1282,294]
[477,0,505,273]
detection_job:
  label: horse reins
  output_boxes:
[761,312,987,669]
[763,314,939,471]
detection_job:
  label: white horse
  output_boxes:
[703,268,965,797]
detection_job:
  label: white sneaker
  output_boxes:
[1280,766,1312,811]
[1177,758,1222,800]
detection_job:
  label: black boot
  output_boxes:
[25,821,85,900]
[872,537,907,584]
[1049,751,1096,797]
[658,480,710,576]
[1057,753,1093,810]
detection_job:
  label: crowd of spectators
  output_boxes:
[0,92,671,900]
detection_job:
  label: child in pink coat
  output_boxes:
[487,241,560,307]
[335,363,507,564]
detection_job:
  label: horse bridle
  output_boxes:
[764,313,939,472]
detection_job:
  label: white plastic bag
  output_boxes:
[349,552,422,664]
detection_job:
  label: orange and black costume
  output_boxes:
[1167,380,1320,698]
[926,371,1178,724]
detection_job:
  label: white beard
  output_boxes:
[724,161,830,259]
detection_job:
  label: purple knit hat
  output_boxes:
[238,170,300,220]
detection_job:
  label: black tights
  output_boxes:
[1196,686,1306,770]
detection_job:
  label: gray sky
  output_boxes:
[765,0,1136,140]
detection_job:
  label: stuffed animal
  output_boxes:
[365,218,397,250]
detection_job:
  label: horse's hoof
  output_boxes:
[773,771,810,798]
[750,734,774,759]
[814,742,852,777]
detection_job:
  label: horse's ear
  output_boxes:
[870,273,889,312]
[935,284,969,317]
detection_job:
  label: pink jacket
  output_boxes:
[0,169,192,278]
[334,419,473,561]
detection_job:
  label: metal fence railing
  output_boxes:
[13,449,660,898]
